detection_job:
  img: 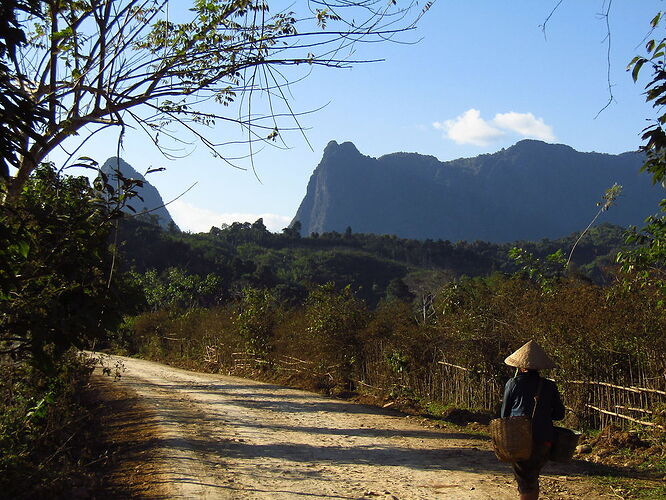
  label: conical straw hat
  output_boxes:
[504,340,556,370]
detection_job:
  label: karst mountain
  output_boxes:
[292,140,662,242]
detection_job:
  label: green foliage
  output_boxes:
[127,267,223,311]
[617,200,666,303]
[119,216,628,315]
[600,183,623,210]
[236,288,280,358]
[386,350,410,374]
[304,283,368,389]
[0,164,121,372]
[0,351,96,498]
[0,0,47,183]
[618,12,666,299]
[305,284,367,342]
[509,247,565,293]
[628,12,666,186]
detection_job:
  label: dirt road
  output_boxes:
[93,354,612,499]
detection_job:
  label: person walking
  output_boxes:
[501,340,565,500]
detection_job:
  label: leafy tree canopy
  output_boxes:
[617,12,666,298]
[0,164,122,371]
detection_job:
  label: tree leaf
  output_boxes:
[631,58,646,82]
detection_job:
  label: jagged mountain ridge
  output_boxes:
[292,140,663,242]
[101,157,179,231]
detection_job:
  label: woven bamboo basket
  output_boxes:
[490,416,533,462]
[549,426,580,463]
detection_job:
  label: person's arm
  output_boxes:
[551,383,565,421]
[500,379,514,418]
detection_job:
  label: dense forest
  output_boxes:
[116,214,629,308]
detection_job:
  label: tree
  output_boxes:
[0,1,47,183]
[617,12,666,298]
[385,277,414,302]
[0,164,122,372]
[628,11,666,187]
[127,267,223,311]
[304,283,367,388]
[282,220,301,239]
[235,287,280,358]
[2,0,428,202]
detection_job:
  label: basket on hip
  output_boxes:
[491,377,543,462]
[490,415,533,462]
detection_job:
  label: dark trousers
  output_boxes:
[512,441,551,493]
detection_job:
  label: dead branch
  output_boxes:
[438,360,472,372]
[565,380,666,396]
[614,405,656,415]
[585,404,665,429]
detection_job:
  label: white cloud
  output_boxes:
[433,109,503,146]
[434,109,555,146]
[493,112,555,141]
[169,200,292,234]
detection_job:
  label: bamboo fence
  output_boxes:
[192,338,664,433]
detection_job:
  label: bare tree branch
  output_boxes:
[539,0,565,40]
[595,0,615,119]
[4,0,428,202]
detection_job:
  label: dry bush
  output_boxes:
[119,274,665,432]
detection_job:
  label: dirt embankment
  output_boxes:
[91,354,616,499]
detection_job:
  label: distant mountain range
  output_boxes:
[101,157,178,231]
[292,140,664,242]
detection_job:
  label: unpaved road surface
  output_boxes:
[94,354,613,499]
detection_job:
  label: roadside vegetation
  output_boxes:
[0,164,126,497]
[0,352,120,498]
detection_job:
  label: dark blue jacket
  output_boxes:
[500,370,565,442]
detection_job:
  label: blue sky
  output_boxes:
[47,1,665,233]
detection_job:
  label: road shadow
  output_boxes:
[133,435,508,473]
[88,374,173,499]
[122,378,489,443]
[218,419,490,442]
